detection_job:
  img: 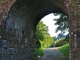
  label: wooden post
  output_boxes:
[37,56,41,60]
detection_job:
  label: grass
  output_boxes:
[36,48,44,57]
[58,44,69,58]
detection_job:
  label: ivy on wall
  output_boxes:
[72,0,80,16]
[72,0,78,8]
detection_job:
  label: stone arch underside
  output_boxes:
[1,0,80,60]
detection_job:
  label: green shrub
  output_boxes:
[54,38,68,47]
[58,44,69,58]
[36,48,44,57]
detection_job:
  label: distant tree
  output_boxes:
[36,21,49,48]
[54,38,68,47]
[36,21,54,48]
[53,36,56,41]
[40,35,54,48]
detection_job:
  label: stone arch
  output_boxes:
[5,0,68,45]
[4,0,69,60]
[4,0,80,60]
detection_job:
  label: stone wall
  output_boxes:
[0,0,16,39]
[68,0,80,60]
[0,40,35,60]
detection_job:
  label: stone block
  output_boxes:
[2,40,9,49]
[9,55,14,60]
[8,48,15,55]
[1,48,8,55]
[1,55,9,60]
[0,40,9,49]
[0,40,4,48]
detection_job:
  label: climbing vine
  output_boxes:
[72,0,80,16]
[72,0,78,9]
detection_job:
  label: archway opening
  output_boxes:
[36,13,69,60]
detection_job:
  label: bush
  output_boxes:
[54,38,68,47]
[36,48,44,57]
[58,44,69,58]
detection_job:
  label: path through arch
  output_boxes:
[41,47,68,60]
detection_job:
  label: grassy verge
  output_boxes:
[36,48,44,57]
[58,44,69,58]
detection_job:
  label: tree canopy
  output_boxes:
[36,21,49,41]
[36,21,54,48]
[54,13,69,35]
[53,13,69,41]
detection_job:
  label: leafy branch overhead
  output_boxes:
[54,13,69,35]
[53,13,69,41]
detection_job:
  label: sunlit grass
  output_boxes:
[58,44,69,58]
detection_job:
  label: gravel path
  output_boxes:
[41,47,68,60]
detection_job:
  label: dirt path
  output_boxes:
[41,47,68,60]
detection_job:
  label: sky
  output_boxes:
[41,13,68,37]
[41,13,60,37]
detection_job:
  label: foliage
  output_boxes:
[36,21,54,48]
[58,44,69,58]
[53,13,69,41]
[71,0,80,16]
[36,40,41,48]
[72,0,78,9]
[53,36,56,41]
[36,21,48,41]
[36,48,44,57]
[36,21,49,48]
[54,38,68,47]
[54,13,68,35]
[40,36,54,48]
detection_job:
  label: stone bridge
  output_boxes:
[0,0,80,60]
